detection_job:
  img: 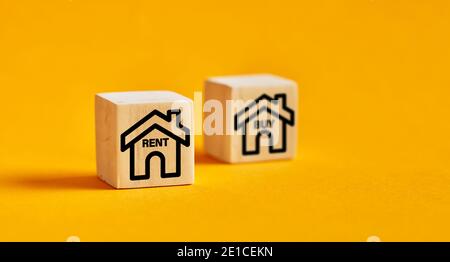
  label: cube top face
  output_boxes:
[95,91,194,189]
[97,90,189,105]
[204,74,298,163]
[207,74,296,89]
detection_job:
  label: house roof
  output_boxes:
[234,93,294,130]
[120,109,190,152]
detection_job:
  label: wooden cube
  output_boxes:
[204,74,298,163]
[95,91,194,189]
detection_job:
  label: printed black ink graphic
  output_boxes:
[120,109,190,181]
[234,93,294,155]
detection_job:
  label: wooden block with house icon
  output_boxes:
[204,74,298,163]
[95,91,194,189]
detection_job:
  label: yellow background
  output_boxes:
[0,0,449,241]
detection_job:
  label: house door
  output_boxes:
[256,130,274,153]
[144,149,181,179]
[145,151,165,179]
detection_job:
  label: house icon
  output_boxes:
[234,93,295,155]
[120,109,190,181]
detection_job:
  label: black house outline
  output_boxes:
[120,109,190,181]
[234,93,295,155]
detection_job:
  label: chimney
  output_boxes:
[273,93,287,107]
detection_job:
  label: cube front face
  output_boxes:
[96,92,194,189]
[204,75,298,163]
